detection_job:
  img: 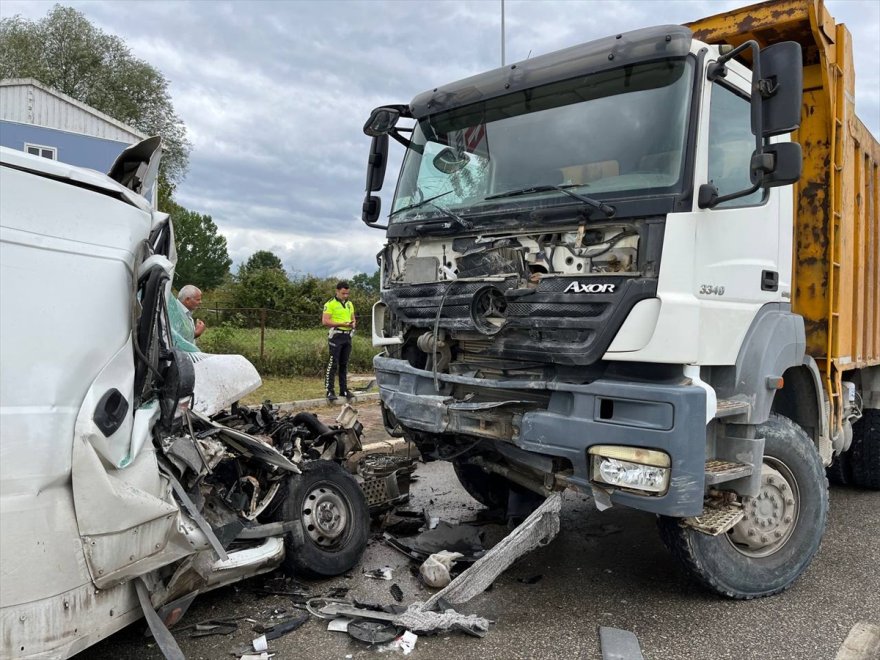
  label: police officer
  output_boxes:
[322,281,356,401]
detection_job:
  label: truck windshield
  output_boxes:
[391,58,694,224]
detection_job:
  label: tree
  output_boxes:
[238,250,285,279]
[350,270,381,296]
[169,201,231,290]
[0,5,190,188]
[233,268,293,311]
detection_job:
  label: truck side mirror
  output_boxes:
[758,42,803,138]
[364,107,401,137]
[362,194,382,225]
[366,135,388,193]
[751,142,802,188]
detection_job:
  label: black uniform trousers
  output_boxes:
[325,331,352,395]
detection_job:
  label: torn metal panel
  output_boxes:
[422,492,562,609]
[191,354,262,417]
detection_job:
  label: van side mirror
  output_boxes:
[758,42,803,138]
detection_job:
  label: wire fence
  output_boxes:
[193,306,375,377]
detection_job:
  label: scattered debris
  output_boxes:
[326,586,350,599]
[348,619,401,644]
[383,630,418,655]
[393,603,491,637]
[517,574,543,585]
[327,618,353,633]
[390,583,404,602]
[598,626,645,660]
[384,522,486,564]
[259,613,310,640]
[363,566,394,580]
[190,621,238,638]
[419,551,463,588]
[252,634,268,653]
[422,492,562,610]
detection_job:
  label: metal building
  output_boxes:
[0,78,146,172]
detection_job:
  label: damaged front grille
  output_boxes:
[384,275,658,366]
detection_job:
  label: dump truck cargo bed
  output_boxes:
[689,0,879,422]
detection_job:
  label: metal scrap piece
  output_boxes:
[347,619,401,644]
[422,492,562,609]
[599,626,645,660]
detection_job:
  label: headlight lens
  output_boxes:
[589,446,671,494]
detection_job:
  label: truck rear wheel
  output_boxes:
[850,409,880,489]
[278,460,370,578]
[657,413,828,599]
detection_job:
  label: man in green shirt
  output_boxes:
[322,281,356,401]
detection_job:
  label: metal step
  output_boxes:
[714,398,750,419]
[683,503,745,536]
[704,459,752,485]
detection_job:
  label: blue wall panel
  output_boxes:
[0,121,132,172]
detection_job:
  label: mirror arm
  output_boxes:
[390,130,413,150]
[700,180,762,209]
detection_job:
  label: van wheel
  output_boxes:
[279,461,369,577]
[850,409,880,489]
[657,414,828,599]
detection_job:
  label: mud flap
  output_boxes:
[135,577,185,660]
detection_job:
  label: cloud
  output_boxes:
[2,0,877,280]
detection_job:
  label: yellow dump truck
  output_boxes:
[690,0,880,485]
[361,0,878,599]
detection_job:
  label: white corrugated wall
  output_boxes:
[0,81,145,143]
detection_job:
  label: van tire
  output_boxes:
[850,409,880,489]
[279,461,369,578]
[657,413,828,599]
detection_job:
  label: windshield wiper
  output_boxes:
[485,184,615,218]
[425,201,473,229]
[389,190,454,217]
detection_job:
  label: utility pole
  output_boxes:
[501,0,506,66]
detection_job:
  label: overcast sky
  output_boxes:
[3,0,878,279]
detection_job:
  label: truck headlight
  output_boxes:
[589,445,670,494]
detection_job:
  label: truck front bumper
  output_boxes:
[375,356,707,517]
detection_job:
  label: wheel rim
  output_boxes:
[727,457,800,558]
[302,481,351,549]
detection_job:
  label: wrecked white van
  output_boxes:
[0,139,369,658]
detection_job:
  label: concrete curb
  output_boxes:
[274,391,381,412]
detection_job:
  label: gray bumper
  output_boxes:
[375,356,707,517]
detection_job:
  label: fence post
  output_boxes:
[259,308,267,360]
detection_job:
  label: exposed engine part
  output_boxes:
[357,454,417,511]
[417,331,451,371]
[384,225,641,286]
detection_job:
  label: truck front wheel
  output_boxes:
[452,460,511,512]
[657,413,828,599]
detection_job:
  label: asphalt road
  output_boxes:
[85,451,879,660]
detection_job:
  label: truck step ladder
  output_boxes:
[704,459,752,485]
[714,398,750,419]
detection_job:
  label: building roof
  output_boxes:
[0,78,147,142]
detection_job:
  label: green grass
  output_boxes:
[197,326,375,377]
[239,376,329,405]
[239,375,376,406]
